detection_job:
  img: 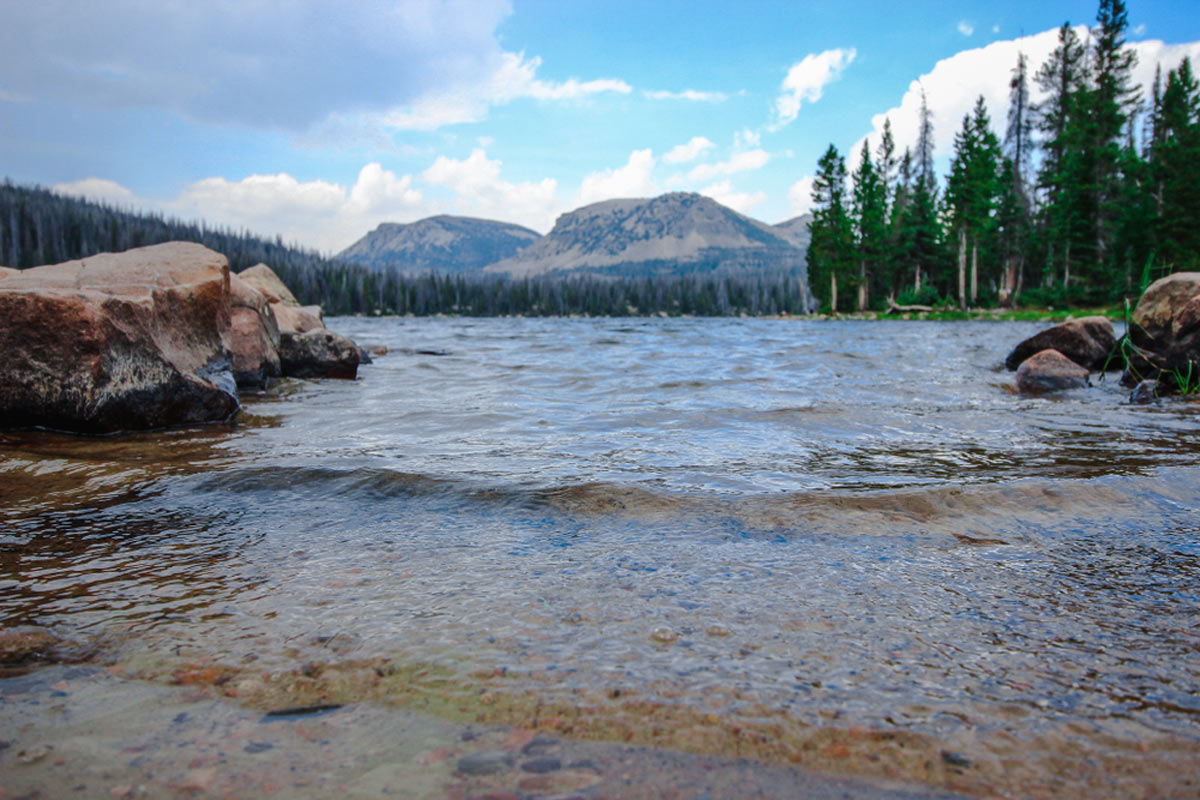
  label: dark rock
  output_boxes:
[1015,349,1090,395]
[279,329,360,380]
[1129,379,1159,404]
[1005,316,1116,371]
[521,756,562,773]
[0,242,240,433]
[456,750,514,776]
[229,274,281,389]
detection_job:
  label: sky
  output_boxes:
[2,0,1199,255]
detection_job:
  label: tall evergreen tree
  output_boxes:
[807,145,855,312]
[851,140,888,311]
[946,97,1002,308]
[1085,0,1141,290]
[1153,58,1200,266]
[1001,52,1035,304]
[1034,22,1088,292]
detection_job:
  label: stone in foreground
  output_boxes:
[280,329,359,380]
[229,274,281,389]
[1123,272,1200,392]
[1005,316,1116,371]
[1015,349,1091,395]
[0,242,239,433]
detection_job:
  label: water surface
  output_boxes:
[3,318,1199,798]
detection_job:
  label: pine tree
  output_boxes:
[1087,0,1141,287]
[1034,22,1088,294]
[807,144,855,312]
[946,97,1002,309]
[851,140,887,311]
[1001,52,1035,304]
[1154,58,1200,266]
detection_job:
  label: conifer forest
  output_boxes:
[806,0,1199,312]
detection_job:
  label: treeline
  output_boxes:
[807,0,1200,312]
[0,181,812,317]
[317,270,813,317]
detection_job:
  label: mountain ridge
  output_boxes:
[338,214,541,272]
[486,193,810,281]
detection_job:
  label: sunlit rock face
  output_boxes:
[0,242,239,433]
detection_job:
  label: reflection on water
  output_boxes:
[3,318,1200,797]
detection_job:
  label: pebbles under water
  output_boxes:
[3,317,1199,798]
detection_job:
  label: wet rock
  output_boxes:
[238,263,300,307]
[1005,316,1116,371]
[0,242,239,433]
[650,627,678,645]
[0,626,60,663]
[272,303,325,335]
[521,756,562,773]
[456,749,514,775]
[279,329,359,380]
[1129,379,1160,404]
[1014,349,1090,395]
[1122,272,1200,393]
[941,750,973,769]
[228,274,281,389]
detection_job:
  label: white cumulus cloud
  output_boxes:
[687,149,770,182]
[422,148,559,231]
[699,181,766,215]
[772,48,857,129]
[958,21,975,37]
[853,29,1200,174]
[664,137,716,164]
[787,176,817,218]
[576,149,658,207]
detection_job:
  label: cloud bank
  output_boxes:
[0,0,629,133]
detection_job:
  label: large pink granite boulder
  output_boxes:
[229,274,281,389]
[238,263,299,306]
[0,242,239,433]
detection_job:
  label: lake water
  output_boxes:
[3,317,1199,798]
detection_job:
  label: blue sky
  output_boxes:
[2,0,1198,254]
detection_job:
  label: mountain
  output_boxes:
[339,215,541,272]
[485,193,809,279]
[772,213,813,251]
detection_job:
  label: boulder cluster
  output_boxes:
[1005,272,1200,402]
[0,242,363,434]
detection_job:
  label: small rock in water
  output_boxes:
[650,627,678,645]
[941,750,973,769]
[521,756,562,773]
[0,626,60,663]
[456,749,515,775]
[1129,379,1159,404]
[1014,349,1090,395]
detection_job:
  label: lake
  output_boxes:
[3,317,1198,798]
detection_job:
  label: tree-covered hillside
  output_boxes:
[0,181,812,317]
